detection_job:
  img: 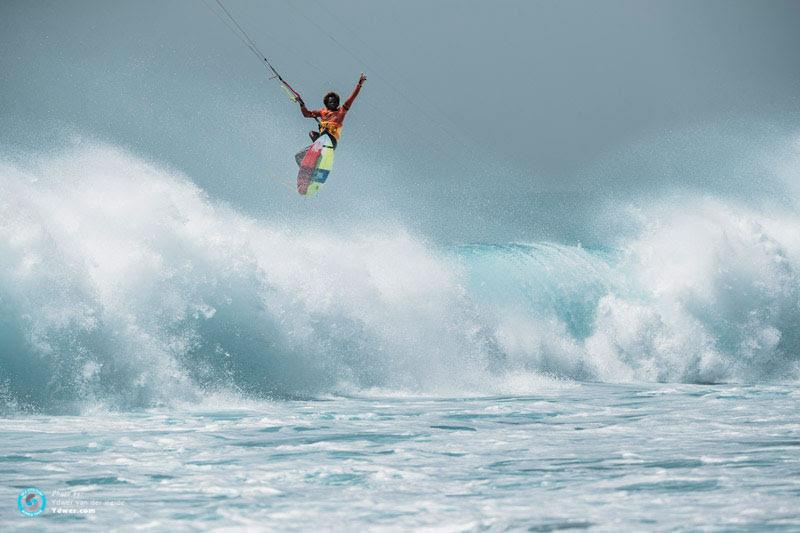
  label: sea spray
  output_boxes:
[1,145,799,413]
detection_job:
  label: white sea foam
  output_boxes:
[1,144,799,412]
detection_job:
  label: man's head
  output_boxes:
[324,92,340,111]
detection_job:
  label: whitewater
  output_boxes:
[2,145,799,530]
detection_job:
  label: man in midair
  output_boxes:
[300,73,367,143]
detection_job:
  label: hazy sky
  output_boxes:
[2,0,799,244]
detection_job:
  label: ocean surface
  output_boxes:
[2,146,800,530]
[3,385,800,531]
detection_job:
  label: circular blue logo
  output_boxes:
[18,488,46,517]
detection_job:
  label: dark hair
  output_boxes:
[324,92,340,106]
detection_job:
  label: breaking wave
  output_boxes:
[1,145,799,412]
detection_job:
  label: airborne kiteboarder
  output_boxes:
[291,73,366,196]
[205,0,367,196]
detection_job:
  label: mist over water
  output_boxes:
[1,142,799,414]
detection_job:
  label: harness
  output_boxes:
[317,127,339,149]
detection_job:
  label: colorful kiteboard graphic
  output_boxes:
[295,134,336,197]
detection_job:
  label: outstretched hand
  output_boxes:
[359,72,367,85]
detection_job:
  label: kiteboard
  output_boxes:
[295,133,336,197]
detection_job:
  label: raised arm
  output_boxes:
[343,73,367,111]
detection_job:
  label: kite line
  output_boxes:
[202,0,313,117]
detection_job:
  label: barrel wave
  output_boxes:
[2,145,799,412]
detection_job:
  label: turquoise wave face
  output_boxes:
[454,243,622,341]
[2,146,800,413]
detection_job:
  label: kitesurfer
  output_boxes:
[300,73,367,142]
